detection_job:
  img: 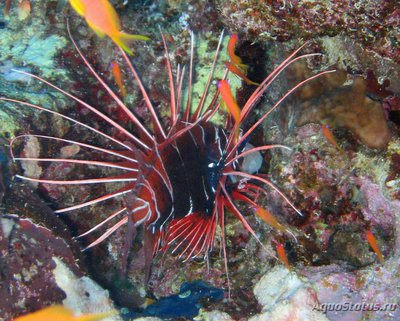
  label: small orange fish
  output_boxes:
[111,60,126,97]
[276,242,291,271]
[68,0,149,55]
[227,33,247,71]
[218,79,241,124]
[321,124,344,153]
[254,205,299,244]
[366,230,383,263]
[224,61,259,86]
[13,305,115,321]
[254,205,286,232]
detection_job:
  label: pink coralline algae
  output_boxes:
[0,215,83,321]
[216,1,400,62]
[308,266,400,321]
[267,122,397,268]
[216,0,400,101]
[248,118,400,320]
[356,178,397,232]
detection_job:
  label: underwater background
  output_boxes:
[0,1,400,320]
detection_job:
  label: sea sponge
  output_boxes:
[297,70,391,149]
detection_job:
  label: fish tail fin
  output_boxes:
[120,32,150,42]
[77,310,117,321]
[68,0,85,16]
[245,79,260,86]
[113,32,150,55]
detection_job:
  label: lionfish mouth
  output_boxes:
[0,22,334,290]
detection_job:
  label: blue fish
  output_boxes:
[121,280,224,320]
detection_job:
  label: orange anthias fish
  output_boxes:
[321,124,344,153]
[366,230,384,263]
[224,61,259,86]
[218,79,241,125]
[254,205,299,244]
[68,0,149,55]
[13,305,115,321]
[227,33,247,71]
[276,242,292,271]
[254,205,286,233]
[111,60,126,97]
[218,79,241,142]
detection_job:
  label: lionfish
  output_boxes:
[1,24,334,288]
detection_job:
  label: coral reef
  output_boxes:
[249,266,328,321]
[0,1,67,78]
[249,261,400,321]
[0,212,120,321]
[295,68,391,149]
[215,1,400,87]
[245,127,400,319]
[216,0,399,54]
[215,0,400,137]
[0,215,77,320]
[265,122,397,264]
[195,310,234,321]
[0,0,72,144]
[0,1,400,321]
[253,121,400,319]
[53,258,121,321]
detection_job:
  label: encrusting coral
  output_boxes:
[1,1,400,321]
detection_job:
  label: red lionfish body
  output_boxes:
[1,25,334,283]
[130,121,230,258]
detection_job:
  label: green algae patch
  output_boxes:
[10,34,67,78]
[20,34,67,78]
[0,108,20,137]
[0,87,70,139]
[0,18,67,79]
[189,33,242,126]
